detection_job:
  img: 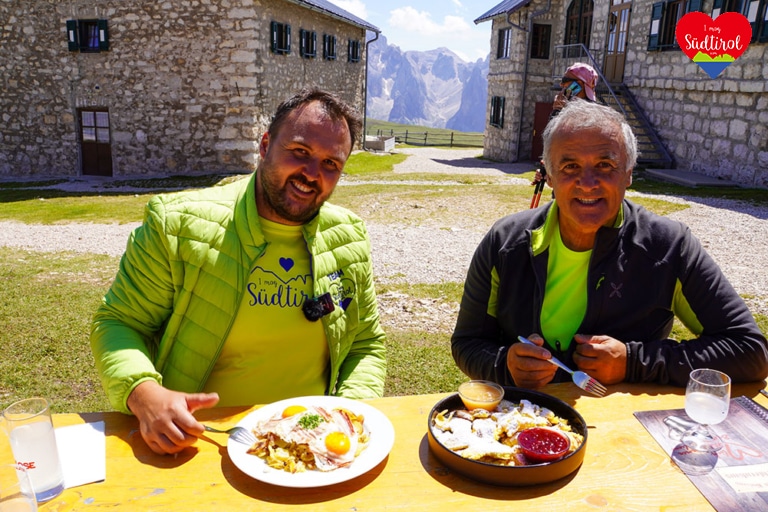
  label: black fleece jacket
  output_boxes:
[452,200,768,387]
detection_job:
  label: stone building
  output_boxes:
[0,0,378,178]
[476,0,768,187]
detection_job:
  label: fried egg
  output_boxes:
[253,405,360,471]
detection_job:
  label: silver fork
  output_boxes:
[203,424,257,445]
[517,336,607,397]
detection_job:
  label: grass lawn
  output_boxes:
[0,149,765,412]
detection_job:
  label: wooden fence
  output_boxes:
[368,129,483,148]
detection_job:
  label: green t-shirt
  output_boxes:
[540,226,591,352]
[203,217,329,406]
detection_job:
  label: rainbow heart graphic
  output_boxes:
[675,12,752,79]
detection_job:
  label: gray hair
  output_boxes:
[542,100,637,173]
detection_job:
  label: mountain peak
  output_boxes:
[367,39,488,132]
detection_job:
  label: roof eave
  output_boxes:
[474,0,533,25]
[286,0,380,33]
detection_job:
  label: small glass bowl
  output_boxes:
[458,380,505,411]
[517,427,571,463]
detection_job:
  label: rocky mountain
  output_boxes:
[366,35,489,133]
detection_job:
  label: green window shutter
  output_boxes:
[271,21,278,53]
[300,29,306,56]
[648,2,664,50]
[685,0,703,12]
[98,19,109,51]
[66,20,79,51]
[312,31,316,55]
[285,25,291,54]
[761,1,768,42]
[489,97,494,126]
[742,0,760,41]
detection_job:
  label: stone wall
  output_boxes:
[482,1,558,163]
[482,18,524,163]
[481,0,767,187]
[0,0,368,178]
[625,1,768,187]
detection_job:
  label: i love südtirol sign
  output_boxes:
[675,12,752,79]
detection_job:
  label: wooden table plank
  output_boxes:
[4,382,765,511]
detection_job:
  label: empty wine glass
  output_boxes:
[681,368,731,452]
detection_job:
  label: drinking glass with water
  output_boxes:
[2,398,64,503]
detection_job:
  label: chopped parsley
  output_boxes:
[298,413,325,430]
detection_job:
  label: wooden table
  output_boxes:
[9,382,768,511]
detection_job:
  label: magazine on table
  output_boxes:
[634,395,768,512]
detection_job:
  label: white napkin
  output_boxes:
[55,421,106,488]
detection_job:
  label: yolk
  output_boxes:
[325,431,351,455]
[282,405,308,418]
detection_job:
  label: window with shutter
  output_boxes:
[497,28,512,58]
[348,39,361,62]
[647,0,703,51]
[490,96,505,128]
[712,0,767,42]
[662,0,683,48]
[300,29,317,58]
[271,21,291,54]
[323,35,337,60]
[66,19,109,53]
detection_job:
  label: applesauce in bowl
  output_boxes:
[458,380,504,411]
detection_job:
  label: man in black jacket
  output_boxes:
[452,100,768,389]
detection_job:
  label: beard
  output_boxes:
[258,162,325,224]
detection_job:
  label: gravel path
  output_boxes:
[2,147,767,323]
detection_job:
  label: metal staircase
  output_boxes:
[594,83,675,168]
[552,45,675,169]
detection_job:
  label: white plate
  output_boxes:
[227,396,395,488]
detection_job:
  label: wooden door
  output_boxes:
[603,0,632,83]
[79,108,113,176]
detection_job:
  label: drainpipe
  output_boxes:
[363,30,380,150]
[514,0,551,161]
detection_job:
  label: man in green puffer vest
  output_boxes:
[91,87,387,455]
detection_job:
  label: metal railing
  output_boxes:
[368,129,483,148]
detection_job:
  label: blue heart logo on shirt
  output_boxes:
[279,257,294,272]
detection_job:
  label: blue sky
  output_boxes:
[329,0,503,62]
